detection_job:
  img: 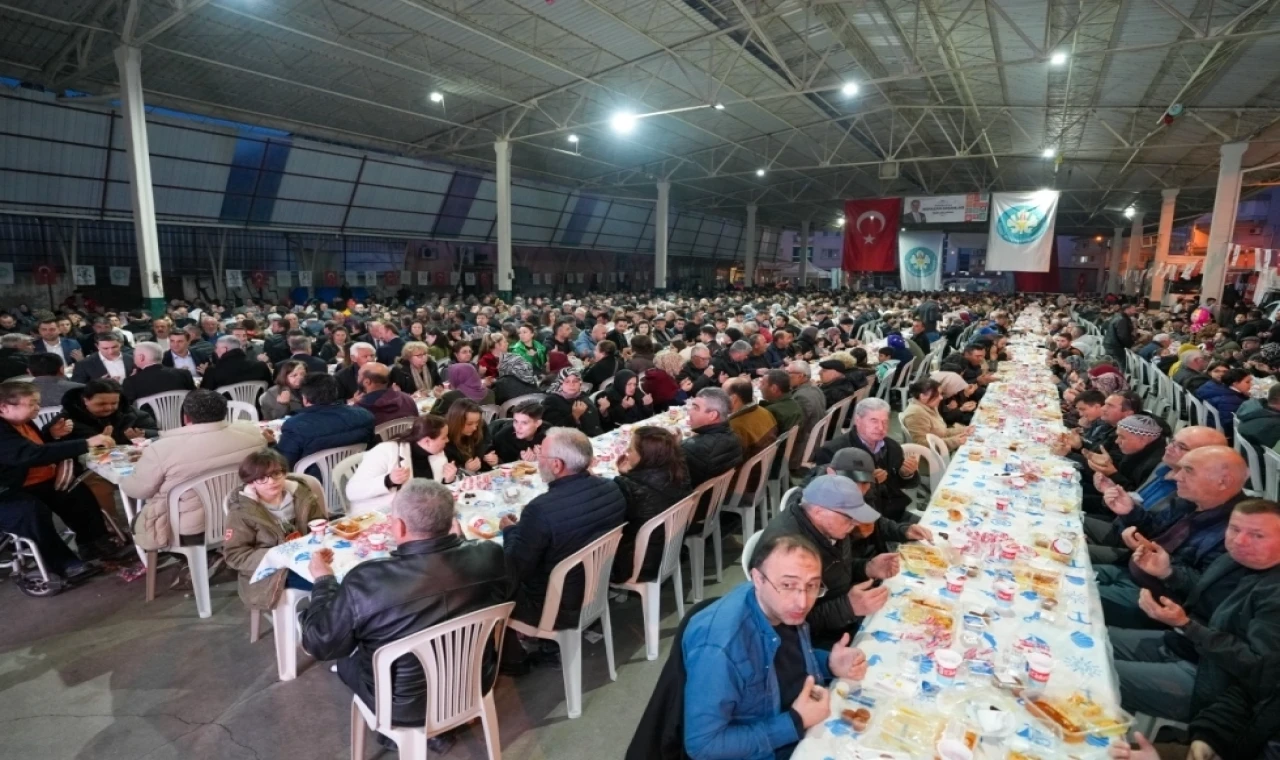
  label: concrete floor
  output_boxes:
[0,534,752,760]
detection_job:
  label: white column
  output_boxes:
[799,219,810,288]
[1148,187,1180,305]
[1107,227,1125,293]
[1201,142,1248,312]
[654,181,669,291]
[114,45,165,313]
[1125,211,1146,295]
[744,204,758,287]
[494,139,513,298]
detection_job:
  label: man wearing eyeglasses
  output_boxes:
[683,528,871,760]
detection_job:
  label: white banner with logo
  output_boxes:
[298,270,313,288]
[225,269,243,289]
[364,270,378,288]
[417,271,431,286]
[73,265,96,286]
[985,190,1058,272]
[276,270,292,288]
[897,231,944,291]
[902,193,989,224]
[108,266,130,286]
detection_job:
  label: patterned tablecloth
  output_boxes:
[252,406,696,584]
[792,328,1127,760]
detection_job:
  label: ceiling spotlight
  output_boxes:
[1049,52,1068,66]
[841,82,859,97]
[756,168,766,177]
[610,111,637,134]
[428,91,444,103]
[836,216,846,227]
[567,134,579,144]
[1042,147,1057,158]
[1124,206,1136,219]
[1094,235,1104,243]
[713,103,725,111]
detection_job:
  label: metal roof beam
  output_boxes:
[50,0,215,90]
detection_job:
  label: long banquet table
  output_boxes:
[792,317,1128,760]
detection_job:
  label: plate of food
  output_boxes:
[470,516,501,539]
[332,512,380,540]
[899,544,950,576]
[1024,692,1132,744]
[511,462,537,478]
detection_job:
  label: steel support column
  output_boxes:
[495,139,513,300]
[1201,142,1248,313]
[799,220,810,289]
[744,204,758,287]
[1148,188,1180,305]
[1126,211,1146,296]
[655,181,669,291]
[1107,227,1125,294]
[114,45,165,314]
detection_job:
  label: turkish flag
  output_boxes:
[842,198,900,272]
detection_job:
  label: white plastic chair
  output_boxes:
[1264,447,1280,501]
[294,443,367,518]
[332,452,365,516]
[720,441,779,541]
[480,404,501,424]
[36,406,62,429]
[510,526,623,717]
[350,602,515,760]
[216,381,267,406]
[1235,434,1266,497]
[902,442,946,495]
[824,396,854,442]
[765,429,797,517]
[137,390,189,431]
[499,393,546,417]
[374,416,417,442]
[778,486,801,513]
[226,400,259,422]
[796,406,839,471]
[611,496,699,662]
[740,530,763,576]
[925,433,951,470]
[681,470,735,604]
[153,466,242,618]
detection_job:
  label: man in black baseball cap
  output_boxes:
[817,358,861,406]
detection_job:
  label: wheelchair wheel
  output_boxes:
[18,572,66,598]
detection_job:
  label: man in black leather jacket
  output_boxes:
[300,479,509,728]
[680,387,744,488]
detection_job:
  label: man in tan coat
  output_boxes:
[123,389,268,551]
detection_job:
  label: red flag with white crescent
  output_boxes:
[842,198,900,272]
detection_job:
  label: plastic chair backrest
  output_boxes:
[1264,447,1280,501]
[798,407,838,468]
[332,452,365,514]
[480,404,501,423]
[902,442,945,494]
[226,400,259,422]
[826,396,854,439]
[1203,403,1223,434]
[167,466,242,546]
[770,428,797,483]
[369,602,516,735]
[596,377,614,394]
[689,468,736,540]
[620,496,699,587]
[741,530,763,576]
[724,441,779,511]
[925,433,951,469]
[216,381,267,406]
[374,416,417,442]
[1234,433,1264,494]
[36,406,62,429]
[778,485,801,512]
[293,443,368,514]
[138,390,190,431]
[533,525,624,632]
[500,393,546,417]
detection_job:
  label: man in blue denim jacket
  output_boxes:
[683,532,871,760]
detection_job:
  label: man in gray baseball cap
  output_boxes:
[753,475,903,647]
[800,448,930,534]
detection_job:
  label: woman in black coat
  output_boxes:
[50,379,158,445]
[493,354,542,405]
[581,340,622,393]
[610,426,691,583]
[388,340,441,396]
[541,368,604,437]
[600,369,654,431]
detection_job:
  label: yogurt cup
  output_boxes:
[946,569,967,594]
[367,533,388,551]
[995,580,1017,605]
[934,649,963,679]
[1026,652,1053,684]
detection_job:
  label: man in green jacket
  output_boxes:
[759,369,802,434]
[1106,497,1280,723]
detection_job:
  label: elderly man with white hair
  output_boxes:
[121,341,195,405]
[1138,332,1171,362]
[813,397,920,521]
[498,427,626,671]
[335,341,376,400]
[199,335,273,392]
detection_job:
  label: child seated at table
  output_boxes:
[223,449,327,609]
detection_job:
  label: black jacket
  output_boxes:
[489,418,545,464]
[756,493,910,648]
[50,386,158,445]
[69,352,136,384]
[375,337,405,366]
[1103,312,1134,359]
[503,472,626,628]
[1109,435,1166,491]
[200,349,272,392]
[1236,399,1280,452]
[1174,365,1212,394]
[611,466,691,583]
[162,346,212,370]
[444,426,494,473]
[602,385,653,430]
[0,348,30,380]
[938,352,982,385]
[0,420,90,494]
[335,364,360,400]
[625,598,718,760]
[675,361,715,394]
[815,433,919,520]
[582,355,622,392]
[299,535,509,727]
[262,333,291,365]
[680,422,743,489]
[820,375,859,408]
[542,392,605,437]
[121,364,195,405]
[388,359,440,396]
[493,374,541,405]
[290,352,328,375]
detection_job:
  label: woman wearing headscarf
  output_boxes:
[540,367,605,436]
[582,339,622,392]
[600,369,653,430]
[494,353,541,404]
[931,370,978,426]
[430,362,493,416]
[1090,371,1128,397]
